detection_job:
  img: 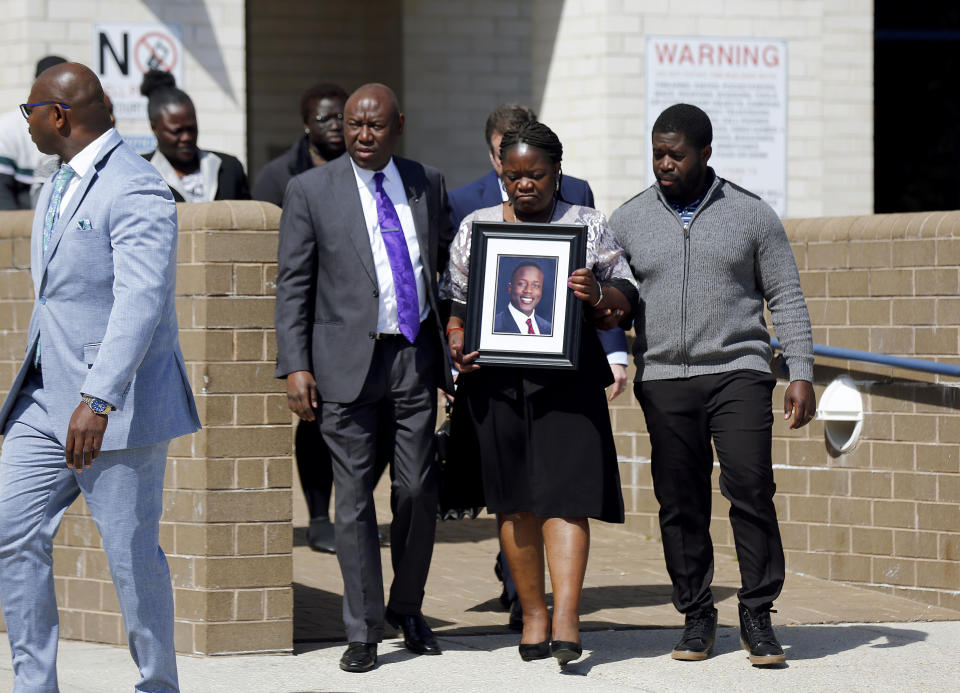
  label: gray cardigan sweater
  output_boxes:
[610,171,814,383]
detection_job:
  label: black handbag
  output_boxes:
[435,403,485,520]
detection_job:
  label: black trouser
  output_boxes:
[295,418,334,521]
[635,369,784,615]
[321,331,440,642]
[295,417,390,524]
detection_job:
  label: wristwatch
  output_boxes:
[81,394,114,415]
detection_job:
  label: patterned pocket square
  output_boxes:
[77,219,93,231]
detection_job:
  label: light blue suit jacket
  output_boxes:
[0,130,200,450]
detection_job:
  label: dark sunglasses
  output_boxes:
[19,102,71,119]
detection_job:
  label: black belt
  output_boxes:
[370,317,431,341]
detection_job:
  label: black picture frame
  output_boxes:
[464,221,587,369]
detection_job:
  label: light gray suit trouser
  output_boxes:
[321,330,439,643]
[0,368,178,693]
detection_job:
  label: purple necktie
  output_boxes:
[373,172,419,343]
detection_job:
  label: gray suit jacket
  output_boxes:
[0,130,201,449]
[274,154,455,403]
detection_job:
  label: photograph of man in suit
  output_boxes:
[0,62,200,693]
[493,259,554,335]
[275,83,454,674]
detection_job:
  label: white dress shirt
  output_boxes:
[508,302,540,335]
[498,175,508,202]
[59,127,116,211]
[349,156,429,334]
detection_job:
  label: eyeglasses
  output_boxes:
[19,102,70,119]
[314,112,344,126]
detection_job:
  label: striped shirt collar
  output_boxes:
[664,169,715,226]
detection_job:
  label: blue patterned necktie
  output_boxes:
[35,163,75,367]
[42,164,76,257]
[373,171,420,343]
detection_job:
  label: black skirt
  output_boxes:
[453,363,625,524]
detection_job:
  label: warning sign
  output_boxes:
[645,36,788,216]
[93,23,184,122]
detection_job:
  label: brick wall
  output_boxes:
[614,211,960,612]
[1,203,958,655]
[0,201,294,655]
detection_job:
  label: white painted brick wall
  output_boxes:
[0,0,872,216]
[530,0,873,218]
[0,0,247,165]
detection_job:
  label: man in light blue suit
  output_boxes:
[0,63,199,693]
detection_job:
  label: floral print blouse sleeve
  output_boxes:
[439,212,478,308]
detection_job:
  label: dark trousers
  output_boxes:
[321,331,439,643]
[295,419,334,521]
[635,369,784,615]
[295,417,389,523]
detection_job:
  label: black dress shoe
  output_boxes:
[508,599,523,631]
[550,640,582,666]
[307,517,336,554]
[385,608,442,655]
[739,604,786,666]
[518,640,550,661]
[339,642,377,673]
[671,606,718,661]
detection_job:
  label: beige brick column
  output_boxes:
[0,201,294,655]
[169,201,292,654]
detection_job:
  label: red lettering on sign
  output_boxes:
[655,42,678,64]
[653,41,780,68]
[762,45,779,67]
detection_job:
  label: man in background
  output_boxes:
[0,55,67,210]
[253,82,347,206]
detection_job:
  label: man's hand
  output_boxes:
[287,370,318,421]
[784,380,816,429]
[65,403,108,470]
[607,363,628,401]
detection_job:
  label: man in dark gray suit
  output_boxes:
[275,83,453,673]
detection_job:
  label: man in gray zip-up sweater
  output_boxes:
[610,104,816,667]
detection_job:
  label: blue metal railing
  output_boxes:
[769,338,960,377]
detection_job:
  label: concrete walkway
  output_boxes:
[2,620,958,692]
[292,477,958,642]
[0,476,957,691]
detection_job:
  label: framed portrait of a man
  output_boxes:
[464,221,587,369]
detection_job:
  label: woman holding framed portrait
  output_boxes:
[441,122,638,666]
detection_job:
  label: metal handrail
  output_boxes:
[769,338,960,377]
